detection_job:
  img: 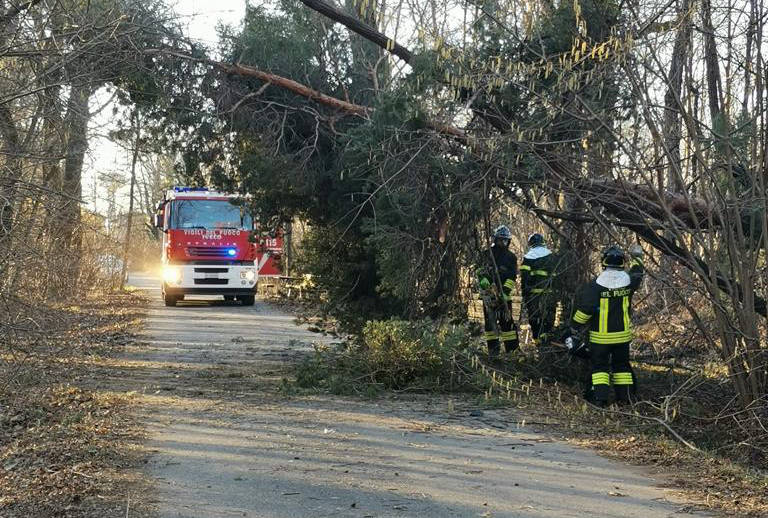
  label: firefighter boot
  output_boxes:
[614,385,631,404]
[612,372,632,401]
[590,371,611,406]
[613,371,638,404]
[504,340,519,354]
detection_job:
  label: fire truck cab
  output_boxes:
[154,187,262,307]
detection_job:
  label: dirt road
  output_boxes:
[124,272,705,518]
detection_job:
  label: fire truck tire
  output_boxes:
[164,294,178,307]
[239,295,255,306]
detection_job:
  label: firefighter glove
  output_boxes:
[562,326,581,341]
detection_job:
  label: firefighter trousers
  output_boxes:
[524,296,556,341]
[589,341,635,403]
[482,299,519,356]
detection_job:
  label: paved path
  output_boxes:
[123,272,705,518]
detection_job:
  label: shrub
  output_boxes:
[293,319,475,393]
[361,319,469,389]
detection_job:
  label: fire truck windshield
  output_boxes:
[169,199,253,230]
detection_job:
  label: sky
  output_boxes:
[83,0,248,215]
[171,0,247,48]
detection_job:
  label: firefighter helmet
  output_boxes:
[528,233,545,247]
[601,245,626,268]
[493,225,512,240]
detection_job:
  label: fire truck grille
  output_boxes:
[187,246,232,258]
[193,278,228,285]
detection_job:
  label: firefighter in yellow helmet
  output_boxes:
[569,244,644,405]
[476,225,519,358]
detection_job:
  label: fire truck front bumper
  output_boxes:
[161,263,258,295]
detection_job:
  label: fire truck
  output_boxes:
[153,187,282,307]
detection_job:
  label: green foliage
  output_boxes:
[106,1,211,152]
[361,319,470,388]
[338,93,484,320]
[217,0,357,165]
[293,319,475,393]
[296,224,399,332]
[205,6,486,330]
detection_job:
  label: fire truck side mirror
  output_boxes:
[154,201,166,231]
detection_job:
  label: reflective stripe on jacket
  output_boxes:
[571,259,644,344]
[520,248,557,299]
[477,245,517,300]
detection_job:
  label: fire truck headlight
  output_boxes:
[227,248,237,256]
[241,269,256,282]
[162,266,182,284]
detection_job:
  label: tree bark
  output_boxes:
[663,0,692,192]
[220,63,371,115]
[120,111,140,290]
[0,103,21,242]
[701,0,723,125]
[40,85,64,189]
[51,83,93,297]
[300,0,412,63]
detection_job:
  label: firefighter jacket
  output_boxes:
[571,258,644,345]
[520,246,557,299]
[478,245,518,301]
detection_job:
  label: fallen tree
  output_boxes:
[146,44,764,322]
[145,0,767,408]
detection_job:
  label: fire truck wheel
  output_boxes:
[164,293,178,307]
[239,295,255,306]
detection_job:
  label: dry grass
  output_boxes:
[576,434,768,516]
[0,291,151,518]
[472,346,768,517]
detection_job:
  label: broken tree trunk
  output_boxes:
[299,0,412,63]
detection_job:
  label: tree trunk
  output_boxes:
[120,111,140,290]
[663,0,692,192]
[0,103,21,246]
[51,84,93,298]
[40,85,64,189]
[300,0,411,63]
[701,0,723,127]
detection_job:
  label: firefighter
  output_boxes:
[520,233,558,344]
[477,225,519,357]
[569,244,644,405]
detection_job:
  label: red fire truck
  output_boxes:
[153,187,282,306]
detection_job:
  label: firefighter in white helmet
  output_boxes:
[568,244,644,405]
[520,232,558,344]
